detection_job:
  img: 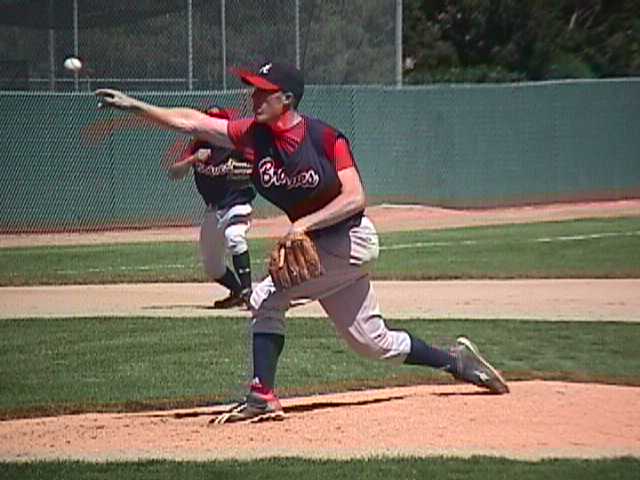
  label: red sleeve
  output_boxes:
[333,138,355,171]
[322,128,355,171]
[227,118,255,150]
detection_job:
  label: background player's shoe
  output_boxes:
[450,336,510,394]
[239,287,252,310]
[212,292,245,309]
[211,388,285,424]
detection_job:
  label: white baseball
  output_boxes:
[63,57,83,72]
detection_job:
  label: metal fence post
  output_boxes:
[395,0,403,87]
[73,0,79,91]
[48,0,55,92]
[187,0,193,90]
[295,0,301,69]
[221,0,227,90]
[48,29,55,91]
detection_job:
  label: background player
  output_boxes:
[96,62,509,424]
[168,105,255,308]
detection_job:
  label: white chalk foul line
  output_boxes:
[54,263,196,274]
[380,240,479,250]
[55,259,267,275]
[379,230,640,251]
[533,231,640,242]
[51,230,640,274]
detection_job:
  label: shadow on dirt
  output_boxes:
[145,395,408,420]
[433,390,500,397]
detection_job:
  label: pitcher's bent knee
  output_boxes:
[250,278,287,336]
[343,325,411,363]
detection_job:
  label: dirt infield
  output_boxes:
[2,199,640,247]
[2,279,639,321]
[1,381,639,461]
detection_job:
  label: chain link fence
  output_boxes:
[2,2,639,234]
[0,0,400,92]
[1,79,640,233]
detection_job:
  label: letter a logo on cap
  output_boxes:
[259,63,273,75]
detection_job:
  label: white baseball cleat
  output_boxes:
[211,389,286,424]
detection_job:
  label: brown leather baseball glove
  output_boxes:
[268,232,324,290]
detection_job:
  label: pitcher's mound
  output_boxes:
[2,381,639,461]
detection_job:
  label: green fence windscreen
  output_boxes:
[1,79,639,232]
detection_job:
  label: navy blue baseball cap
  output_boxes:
[232,61,304,104]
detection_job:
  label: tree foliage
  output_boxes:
[404,0,640,83]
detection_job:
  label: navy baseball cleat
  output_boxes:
[211,389,285,424]
[450,336,510,394]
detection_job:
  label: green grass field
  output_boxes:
[2,217,639,286]
[1,316,638,420]
[3,218,639,473]
[2,457,639,480]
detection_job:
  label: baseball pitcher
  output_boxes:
[96,62,509,424]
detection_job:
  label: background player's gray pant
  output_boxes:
[250,216,412,363]
[200,203,252,280]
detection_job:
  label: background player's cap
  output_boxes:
[203,104,230,119]
[232,62,304,104]
[202,104,242,120]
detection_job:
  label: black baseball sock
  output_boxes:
[252,333,285,391]
[232,251,252,292]
[404,334,457,374]
[215,268,241,295]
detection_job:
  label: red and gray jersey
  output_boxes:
[228,116,362,223]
